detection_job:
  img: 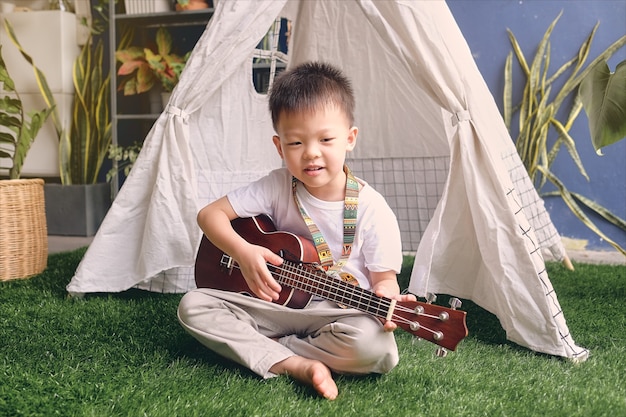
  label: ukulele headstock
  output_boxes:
[394,297,468,351]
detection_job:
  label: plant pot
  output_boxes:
[148,87,164,114]
[0,179,48,281]
[44,183,111,237]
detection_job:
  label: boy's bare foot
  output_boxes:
[270,356,338,400]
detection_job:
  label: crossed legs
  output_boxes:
[177,289,399,399]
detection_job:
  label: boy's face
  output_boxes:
[272,104,357,201]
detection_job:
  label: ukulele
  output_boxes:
[194,215,468,351]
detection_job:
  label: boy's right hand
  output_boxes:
[197,197,283,302]
[235,243,284,302]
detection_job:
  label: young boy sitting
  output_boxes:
[177,61,415,400]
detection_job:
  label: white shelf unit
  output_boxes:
[108,0,213,195]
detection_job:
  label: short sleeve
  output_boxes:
[358,187,403,274]
[227,169,290,218]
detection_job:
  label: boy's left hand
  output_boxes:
[370,270,417,332]
[375,290,417,332]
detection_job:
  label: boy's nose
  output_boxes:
[303,144,321,160]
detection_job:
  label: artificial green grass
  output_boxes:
[1,249,624,416]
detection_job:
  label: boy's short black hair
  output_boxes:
[268,62,355,130]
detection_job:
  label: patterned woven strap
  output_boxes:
[292,165,359,274]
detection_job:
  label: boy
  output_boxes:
[178,62,415,400]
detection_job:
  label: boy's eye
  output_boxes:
[287,141,301,146]
[321,138,334,143]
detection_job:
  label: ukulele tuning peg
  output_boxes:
[435,347,448,358]
[425,292,437,304]
[448,297,462,310]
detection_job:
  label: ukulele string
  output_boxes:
[275,263,368,301]
[269,261,440,328]
[227,261,440,336]
[276,262,451,337]
[229,259,442,332]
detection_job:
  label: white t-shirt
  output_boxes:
[227,168,402,290]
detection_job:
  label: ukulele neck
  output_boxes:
[221,254,395,320]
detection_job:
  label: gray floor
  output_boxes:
[47,235,625,266]
[542,248,625,266]
[48,235,93,254]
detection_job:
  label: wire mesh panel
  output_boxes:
[349,157,450,252]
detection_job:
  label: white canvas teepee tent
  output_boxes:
[66,0,588,361]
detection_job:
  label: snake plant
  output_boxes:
[504,11,626,255]
[64,35,112,185]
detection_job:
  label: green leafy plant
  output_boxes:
[116,27,190,95]
[105,141,142,183]
[0,45,53,179]
[579,59,626,153]
[4,2,112,185]
[504,12,626,255]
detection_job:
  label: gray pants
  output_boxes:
[177,288,399,379]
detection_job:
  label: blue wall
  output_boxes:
[447,0,626,251]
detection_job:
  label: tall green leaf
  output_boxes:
[503,52,513,129]
[69,36,111,184]
[539,168,626,257]
[3,19,63,140]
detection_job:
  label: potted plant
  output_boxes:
[503,12,626,255]
[0,44,50,280]
[44,30,112,236]
[4,2,113,237]
[116,26,191,107]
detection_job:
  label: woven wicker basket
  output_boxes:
[0,179,48,281]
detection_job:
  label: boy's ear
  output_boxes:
[346,126,358,151]
[272,135,284,159]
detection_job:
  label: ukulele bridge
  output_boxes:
[220,254,235,275]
